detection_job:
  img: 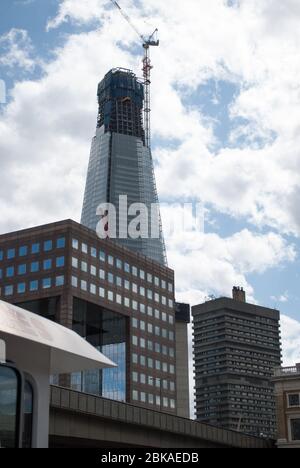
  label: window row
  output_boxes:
[132,372,176,392]
[72,239,173,292]
[72,259,173,307]
[132,335,175,357]
[71,276,175,313]
[132,391,176,410]
[1,276,65,296]
[0,257,65,278]
[132,353,175,374]
[0,238,66,260]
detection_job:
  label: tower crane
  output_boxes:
[109,0,159,148]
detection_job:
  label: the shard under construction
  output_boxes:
[81,68,167,266]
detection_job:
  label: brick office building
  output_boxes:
[0,219,190,416]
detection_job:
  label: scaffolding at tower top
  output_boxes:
[109,0,159,149]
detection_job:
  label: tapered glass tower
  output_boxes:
[81,68,167,265]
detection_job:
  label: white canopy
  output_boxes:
[0,300,116,374]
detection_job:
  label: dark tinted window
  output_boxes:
[0,366,21,448]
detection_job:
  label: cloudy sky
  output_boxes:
[1,0,300,366]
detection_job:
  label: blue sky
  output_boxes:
[1,0,300,363]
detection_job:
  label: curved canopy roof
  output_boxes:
[0,300,116,374]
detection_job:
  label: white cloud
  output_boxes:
[281,315,300,366]
[1,0,300,363]
[0,29,36,71]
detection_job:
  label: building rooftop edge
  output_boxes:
[192,296,280,318]
[0,219,173,274]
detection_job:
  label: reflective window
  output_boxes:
[56,257,65,268]
[0,366,21,448]
[5,285,13,296]
[30,280,38,292]
[7,249,15,260]
[6,266,14,278]
[99,250,106,262]
[31,262,39,273]
[108,255,114,266]
[43,278,51,289]
[44,240,52,252]
[72,276,78,288]
[31,243,40,254]
[116,259,122,269]
[81,280,87,291]
[18,264,26,275]
[43,259,52,270]
[22,381,33,449]
[56,276,65,287]
[56,238,65,249]
[81,261,87,272]
[82,243,88,254]
[72,239,79,250]
[18,283,26,294]
[72,298,127,402]
[124,263,130,273]
[99,269,105,280]
[90,265,96,276]
[19,246,28,257]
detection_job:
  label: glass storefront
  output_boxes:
[72,298,127,401]
[0,366,21,448]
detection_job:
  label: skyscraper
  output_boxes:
[192,287,282,438]
[81,68,167,266]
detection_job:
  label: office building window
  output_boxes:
[108,255,114,266]
[132,266,138,277]
[133,391,139,401]
[124,297,130,308]
[99,250,106,262]
[4,285,13,296]
[90,284,96,295]
[140,304,145,314]
[71,276,78,288]
[44,240,52,252]
[30,262,39,273]
[56,276,65,287]
[18,282,26,294]
[132,354,138,364]
[6,266,14,278]
[147,273,152,283]
[7,249,15,260]
[116,259,122,269]
[124,263,130,273]
[116,294,122,305]
[72,239,79,250]
[57,238,66,249]
[31,243,40,254]
[43,278,51,289]
[80,280,87,291]
[99,287,105,298]
[108,273,114,284]
[116,276,122,287]
[90,265,96,276]
[108,291,114,302]
[56,257,65,268]
[132,372,138,383]
[30,280,38,292]
[99,269,105,280]
[81,261,87,273]
[18,264,26,275]
[91,247,97,258]
[43,259,52,270]
[19,246,28,257]
[148,394,154,405]
[81,243,88,254]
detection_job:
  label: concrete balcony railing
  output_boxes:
[274,365,300,377]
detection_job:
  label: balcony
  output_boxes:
[274,365,300,377]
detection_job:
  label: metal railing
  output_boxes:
[274,365,300,377]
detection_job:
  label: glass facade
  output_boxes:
[72,298,127,401]
[81,69,167,266]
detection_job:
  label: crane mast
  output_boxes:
[110,0,159,148]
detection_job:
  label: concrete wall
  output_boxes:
[175,321,190,419]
